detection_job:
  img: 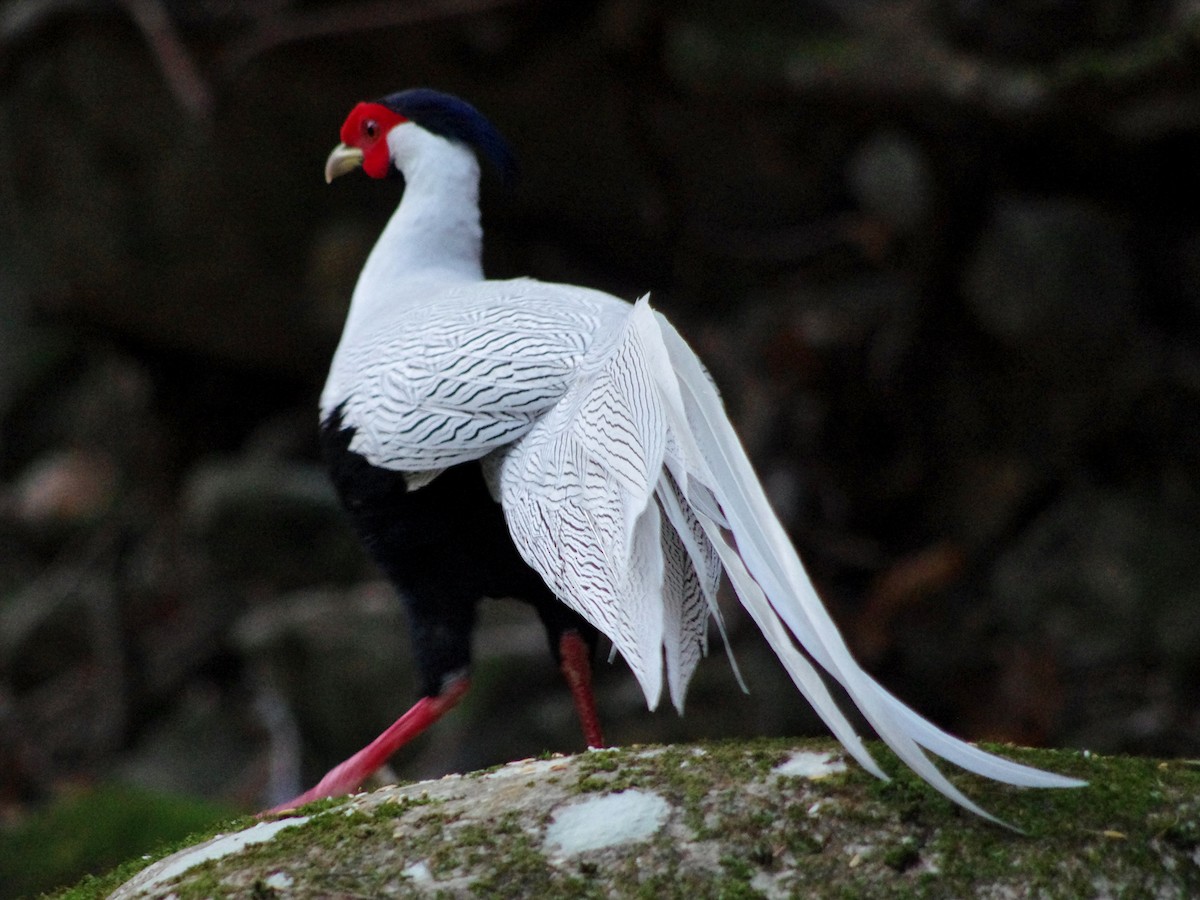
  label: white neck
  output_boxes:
[323,125,486,414]
[345,124,484,321]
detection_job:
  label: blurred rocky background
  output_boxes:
[1,0,1199,894]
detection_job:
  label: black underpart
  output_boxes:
[320,406,598,699]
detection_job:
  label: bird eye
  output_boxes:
[364,119,379,139]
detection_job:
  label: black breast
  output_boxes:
[319,405,596,696]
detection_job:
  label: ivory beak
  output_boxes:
[324,144,364,183]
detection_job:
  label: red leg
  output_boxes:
[558,631,605,749]
[263,676,470,815]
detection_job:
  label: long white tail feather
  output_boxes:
[880,695,1084,788]
[656,470,747,695]
[493,293,1081,823]
[624,298,1083,822]
[659,530,700,712]
[706,526,887,780]
[658,439,722,711]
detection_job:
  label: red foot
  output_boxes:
[559,631,605,749]
[262,676,470,815]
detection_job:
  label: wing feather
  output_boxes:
[322,279,627,473]
[493,301,749,713]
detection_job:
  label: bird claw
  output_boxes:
[260,676,471,816]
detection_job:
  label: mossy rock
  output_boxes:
[65,739,1200,898]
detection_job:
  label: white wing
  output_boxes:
[322,278,628,473]
[494,301,715,711]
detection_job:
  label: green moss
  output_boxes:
[165,863,227,900]
[280,794,345,815]
[58,742,1200,898]
[575,775,610,793]
[847,747,1200,897]
[582,751,621,772]
[882,837,921,872]
[371,795,434,818]
[574,740,788,803]
[713,856,769,899]
[0,784,240,900]
[462,819,557,898]
[576,741,1197,898]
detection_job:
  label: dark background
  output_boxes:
[2,0,1199,893]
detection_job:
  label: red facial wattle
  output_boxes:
[339,102,408,179]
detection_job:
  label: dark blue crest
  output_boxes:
[378,88,519,184]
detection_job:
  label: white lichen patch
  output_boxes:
[772,750,847,779]
[481,755,571,781]
[401,859,433,884]
[543,790,671,857]
[263,870,294,890]
[109,816,310,899]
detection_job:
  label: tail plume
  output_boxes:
[632,298,1084,826]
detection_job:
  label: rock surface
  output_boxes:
[99,740,1199,899]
